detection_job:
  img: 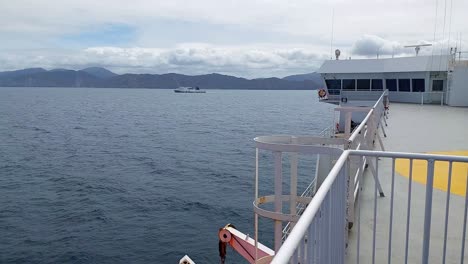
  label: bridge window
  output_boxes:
[412,79,425,92]
[342,79,355,90]
[325,79,341,90]
[357,79,371,90]
[371,79,383,91]
[398,79,410,92]
[432,80,444,91]
[386,79,397,91]
[325,79,341,95]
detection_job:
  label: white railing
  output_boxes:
[346,91,388,225]
[272,150,468,264]
[347,150,468,264]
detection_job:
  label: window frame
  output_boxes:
[432,79,444,91]
[371,79,383,91]
[398,79,411,92]
[412,79,425,92]
[356,79,371,90]
[386,79,397,91]
[342,79,356,90]
[325,79,341,95]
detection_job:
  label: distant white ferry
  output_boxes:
[174,86,206,93]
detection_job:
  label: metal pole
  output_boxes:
[388,158,395,264]
[290,138,298,222]
[255,148,259,263]
[422,159,435,264]
[460,169,468,264]
[274,151,283,252]
[442,162,453,264]
[372,157,379,264]
[345,111,352,138]
[404,159,414,264]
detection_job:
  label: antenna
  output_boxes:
[404,44,433,56]
[330,9,335,60]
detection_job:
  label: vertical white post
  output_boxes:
[346,156,354,230]
[274,151,283,252]
[421,92,424,105]
[290,138,298,228]
[255,148,259,205]
[345,111,352,138]
[422,159,435,264]
[333,110,337,134]
[367,111,374,148]
[255,148,259,263]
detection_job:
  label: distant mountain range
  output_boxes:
[0,67,324,90]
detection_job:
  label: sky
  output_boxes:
[0,0,467,78]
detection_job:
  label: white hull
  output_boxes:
[173,90,206,93]
[174,87,206,93]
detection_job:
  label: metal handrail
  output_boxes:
[271,149,468,264]
[271,150,350,264]
[348,90,387,143]
[349,149,468,162]
[281,178,317,240]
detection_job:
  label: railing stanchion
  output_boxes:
[460,169,468,264]
[388,158,395,264]
[422,159,435,264]
[307,221,314,264]
[290,137,298,230]
[357,161,361,264]
[274,151,283,252]
[442,162,453,264]
[255,148,259,263]
[372,157,378,264]
[404,159,413,264]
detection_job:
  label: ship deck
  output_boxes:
[347,103,468,263]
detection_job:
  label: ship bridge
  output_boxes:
[318,55,468,107]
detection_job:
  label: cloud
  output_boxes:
[0,45,328,78]
[1,35,465,78]
[1,0,467,48]
[351,35,403,56]
[1,0,467,77]
[82,45,328,77]
[350,35,464,58]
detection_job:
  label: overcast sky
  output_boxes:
[1,0,466,78]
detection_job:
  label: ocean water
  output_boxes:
[0,88,334,263]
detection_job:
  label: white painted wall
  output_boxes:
[448,66,468,107]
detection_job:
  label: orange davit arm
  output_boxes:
[218,224,274,264]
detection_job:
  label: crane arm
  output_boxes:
[218,224,274,264]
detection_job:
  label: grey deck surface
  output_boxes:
[346,103,468,263]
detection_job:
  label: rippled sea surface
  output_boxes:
[0,88,334,263]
